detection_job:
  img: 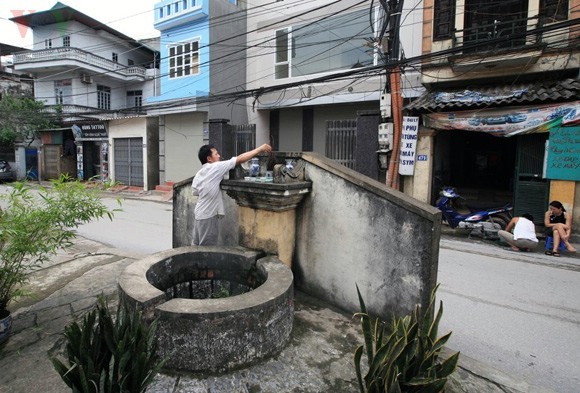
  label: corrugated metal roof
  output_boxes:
[405,78,580,112]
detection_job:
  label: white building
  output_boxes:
[245,0,424,178]
[11,2,160,189]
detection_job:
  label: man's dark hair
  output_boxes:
[522,213,534,222]
[198,144,215,165]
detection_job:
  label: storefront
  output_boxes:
[405,80,580,227]
[71,122,109,182]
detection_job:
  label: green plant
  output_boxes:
[353,284,460,393]
[0,95,57,147]
[52,295,164,393]
[0,176,118,317]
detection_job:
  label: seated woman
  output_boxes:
[498,213,538,252]
[544,200,576,256]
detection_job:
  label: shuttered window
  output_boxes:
[433,0,456,41]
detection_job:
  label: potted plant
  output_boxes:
[0,176,116,344]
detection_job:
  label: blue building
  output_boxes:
[149,0,249,184]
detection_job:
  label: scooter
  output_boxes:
[435,187,513,239]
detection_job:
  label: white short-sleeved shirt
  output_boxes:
[513,217,538,242]
[191,157,237,220]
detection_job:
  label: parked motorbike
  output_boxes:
[435,187,513,239]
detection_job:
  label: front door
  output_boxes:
[114,138,143,187]
[513,133,549,224]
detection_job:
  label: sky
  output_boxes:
[0,0,159,49]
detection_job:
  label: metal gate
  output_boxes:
[232,124,256,155]
[42,145,61,180]
[513,133,549,224]
[326,120,357,169]
[114,138,143,187]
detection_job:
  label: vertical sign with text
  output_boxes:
[399,116,419,176]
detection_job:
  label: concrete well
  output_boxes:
[118,247,294,373]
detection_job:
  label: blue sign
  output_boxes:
[546,126,580,181]
[417,155,428,161]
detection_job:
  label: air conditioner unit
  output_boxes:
[80,73,92,84]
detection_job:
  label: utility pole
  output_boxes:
[378,0,405,189]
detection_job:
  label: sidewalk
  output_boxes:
[0,232,561,393]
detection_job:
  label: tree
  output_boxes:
[0,95,57,147]
[0,176,119,318]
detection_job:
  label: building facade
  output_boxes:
[10,2,160,189]
[245,0,424,180]
[149,0,248,185]
[405,0,580,235]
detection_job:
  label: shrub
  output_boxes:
[52,295,164,393]
[0,177,117,316]
[353,284,460,393]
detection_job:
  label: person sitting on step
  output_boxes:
[544,200,576,257]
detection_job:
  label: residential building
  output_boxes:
[149,0,248,185]
[10,2,160,189]
[405,0,580,235]
[245,0,424,180]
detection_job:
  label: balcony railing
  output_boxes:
[13,47,147,79]
[453,15,543,54]
[44,104,146,120]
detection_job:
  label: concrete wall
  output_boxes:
[173,152,441,320]
[163,112,207,183]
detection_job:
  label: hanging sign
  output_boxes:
[423,101,580,137]
[72,123,108,140]
[399,116,419,176]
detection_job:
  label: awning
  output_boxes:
[422,101,580,137]
[405,78,580,112]
[403,78,580,136]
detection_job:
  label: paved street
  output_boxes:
[438,237,580,393]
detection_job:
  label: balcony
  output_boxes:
[12,48,148,81]
[448,15,546,71]
[154,0,207,31]
[44,104,146,122]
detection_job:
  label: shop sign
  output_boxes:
[423,101,580,137]
[546,126,580,181]
[399,116,419,176]
[72,123,108,140]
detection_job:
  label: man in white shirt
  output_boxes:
[497,213,538,252]
[191,143,272,246]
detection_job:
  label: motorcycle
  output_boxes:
[435,187,513,239]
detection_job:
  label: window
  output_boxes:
[540,0,568,23]
[174,2,179,13]
[128,59,135,66]
[112,53,118,63]
[45,38,52,49]
[159,7,164,18]
[167,5,171,15]
[274,8,375,79]
[275,29,290,79]
[168,40,200,78]
[63,35,70,47]
[183,0,187,9]
[54,79,72,105]
[127,90,143,110]
[433,0,456,41]
[97,85,111,110]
